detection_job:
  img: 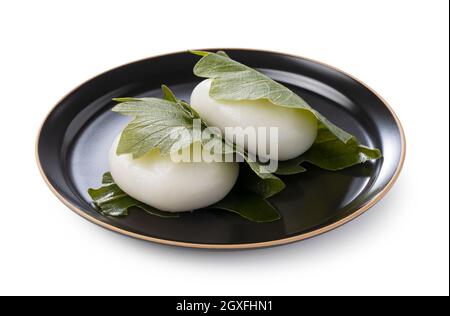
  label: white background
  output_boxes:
[0,0,448,296]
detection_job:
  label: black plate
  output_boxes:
[36,49,405,249]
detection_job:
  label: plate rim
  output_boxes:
[35,48,406,249]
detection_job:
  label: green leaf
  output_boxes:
[190,50,210,57]
[212,190,280,223]
[238,150,285,198]
[112,97,143,103]
[240,162,286,198]
[274,163,307,175]
[191,51,382,173]
[89,173,280,222]
[191,50,229,58]
[88,172,178,218]
[161,84,178,102]
[277,123,382,174]
[193,51,355,143]
[216,50,230,58]
[113,86,206,159]
[112,95,199,159]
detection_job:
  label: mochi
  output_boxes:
[190,79,318,161]
[109,136,239,212]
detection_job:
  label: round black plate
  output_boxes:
[36,49,405,249]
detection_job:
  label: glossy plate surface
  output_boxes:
[37,49,405,249]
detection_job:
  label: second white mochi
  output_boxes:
[109,136,239,212]
[190,79,318,161]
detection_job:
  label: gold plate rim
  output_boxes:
[35,48,406,250]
